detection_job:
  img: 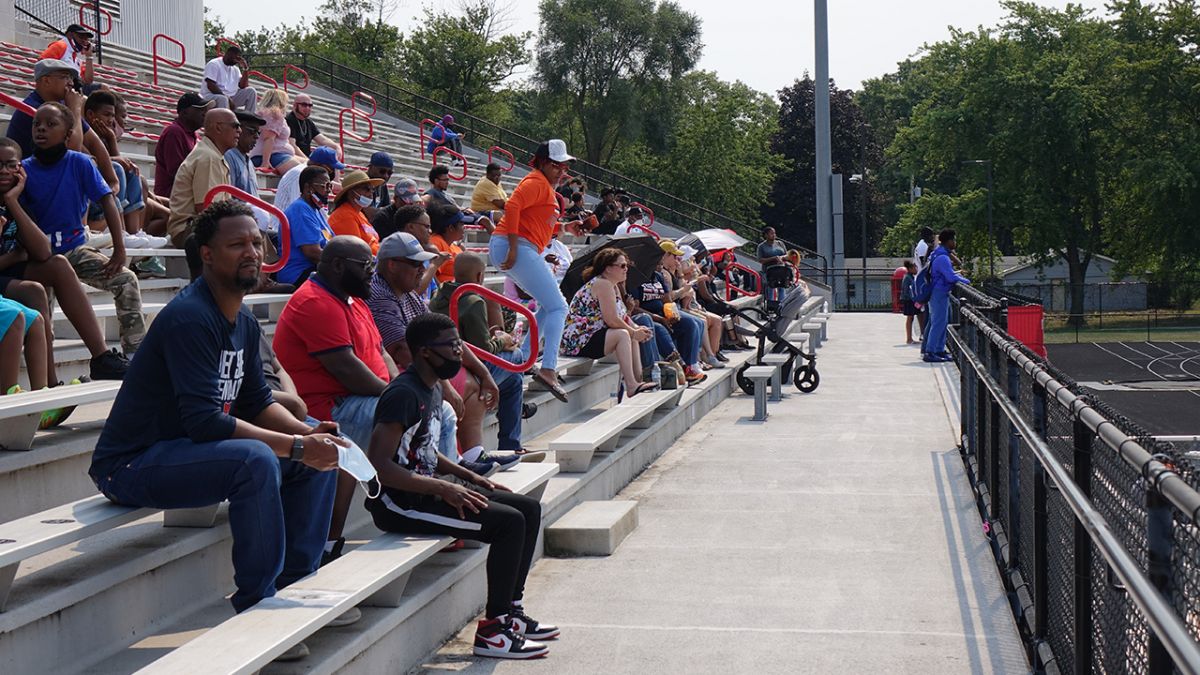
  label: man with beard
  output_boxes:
[89,200,344,622]
[363,312,557,660]
[272,235,400,562]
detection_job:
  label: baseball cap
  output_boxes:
[33,58,79,81]
[533,139,574,163]
[441,114,454,125]
[659,240,684,256]
[393,178,419,202]
[65,24,94,38]
[369,151,394,169]
[176,92,215,113]
[309,146,346,171]
[378,232,437,262]
[234,110,265,126]
[678,244,699,260]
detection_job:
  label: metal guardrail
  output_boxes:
[951,298,1200,674]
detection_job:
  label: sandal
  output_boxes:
[628,381,661,398]
[531,370,569,402]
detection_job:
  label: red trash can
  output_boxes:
[891,267,907,313]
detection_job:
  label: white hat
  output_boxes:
[535,139,575,163]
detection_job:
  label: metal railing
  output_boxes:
[448,283,538,373]
[242,50,800,253]
[15,0,105,64]
[951,296,1200,674]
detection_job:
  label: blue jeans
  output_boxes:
[488,236,567,370]
[89,161,145,219]
[670,313,703,366]
[926,290,950,355]
[631,314,662,366]
[95,434,337,613]
[488,349,526,451]
[331,394,378,449]
[440,400,458,456]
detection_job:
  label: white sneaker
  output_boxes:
[140,234,170,249]
[87,230,113,249]
[122,233,149,248]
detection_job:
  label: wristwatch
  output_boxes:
[290,435,305,461]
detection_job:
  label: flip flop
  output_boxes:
[628,382,661,398]
[532,370,569,402]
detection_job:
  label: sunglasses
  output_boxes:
[343,256,376,273]
[296,102,313,108]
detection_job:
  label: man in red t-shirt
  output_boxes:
[154,93,213,197]
[273,236,399,561]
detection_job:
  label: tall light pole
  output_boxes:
[849,169,867,309]
[962,159,994,278]
[814,0,837,301]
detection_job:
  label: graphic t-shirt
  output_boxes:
[372,369,445,508]
[632,271,670,316]
[91,278,273,478]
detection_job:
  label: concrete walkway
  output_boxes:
[419,314,1028,674]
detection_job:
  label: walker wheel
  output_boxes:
[736,364,755,396]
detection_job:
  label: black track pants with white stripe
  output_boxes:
[366,490,541,618]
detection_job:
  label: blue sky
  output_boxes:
[205,0,1112,95]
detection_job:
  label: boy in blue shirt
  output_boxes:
[19,102,145,354]
[924,229,971,362]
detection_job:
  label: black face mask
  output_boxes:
[340,267,371,300]
[33,143,68,165]
[428,351,462,380]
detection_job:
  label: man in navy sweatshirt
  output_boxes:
[89,200,346,614]
[924,228,971,362]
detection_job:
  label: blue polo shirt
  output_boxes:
[5,90,91,158]
[20,150,110,254]
[91,277,274,479]
[278,198,333,284]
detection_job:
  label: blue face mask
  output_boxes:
[355,195,373,208]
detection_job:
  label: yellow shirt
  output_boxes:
[168,136,229,241]
[470,176,507,213]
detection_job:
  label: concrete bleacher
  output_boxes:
[0,30,839,675]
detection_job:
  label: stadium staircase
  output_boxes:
[0,33,834,674]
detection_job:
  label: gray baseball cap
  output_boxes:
[34,58,79,80]
[393,178,419,202]
[377,232,437,262]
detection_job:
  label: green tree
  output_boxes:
[610,71,785,232]
[203,6,226,57]
[534,0,701,164]
[398,1,531,115]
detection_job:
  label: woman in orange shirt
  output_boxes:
[489,140,573,401]
[428,203,466,284]
[327,170,384,254]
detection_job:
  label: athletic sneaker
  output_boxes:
[460,459,501,477]
[133,256,167,277]
[87,230,113,249]
[473,450,521,473]
[321,537,346,567]
[509,606,560,640]
[472,616,548,659]
[39,378,82,429]
[90,348,130,380]
[522,402,538,419]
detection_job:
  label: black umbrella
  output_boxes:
[559,234,665,300]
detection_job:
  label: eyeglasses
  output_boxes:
[427,338,463,350]
[343,256,376,273]
[611,262,628,269]
[0,161,19,171]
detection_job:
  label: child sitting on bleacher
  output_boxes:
[18,103,145,355]
[363,312,558,660]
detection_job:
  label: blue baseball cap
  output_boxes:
[309,146,346,171]
[369,151,394,168]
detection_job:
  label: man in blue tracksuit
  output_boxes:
[924,228,970,363]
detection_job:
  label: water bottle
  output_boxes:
[651,363,661,386]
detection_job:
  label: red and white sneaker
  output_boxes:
[510,606,560,640]
[472,616,549,659]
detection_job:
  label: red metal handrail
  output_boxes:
[432,146,467,180]
[152,34,186,87]
[487,146,515,172]
[214,38,240,56]
[629,224,659,240]
[79,5,113,36]
[724,262,762,301]
[418,118,436,159]
[203,185,291,274]
[630,202,655,226]
[448,283,539,373]
[338,107,374,159]
[0,91,36,117]
[283,64,308,92]
[245,70,278,89]
[350,91,376,135]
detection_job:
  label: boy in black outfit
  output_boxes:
[364,312,558,659]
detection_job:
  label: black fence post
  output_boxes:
[1031,382,1049,649]
[1146,488,1174,674]
[92,1,103,65]
[1007,353,1021,566]
[1073,418,1094,675]
[988,340,1002,521]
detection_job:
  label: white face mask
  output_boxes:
[333,438,381,499]
[355,194,373,208]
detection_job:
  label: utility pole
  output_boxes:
[814,0,840,304]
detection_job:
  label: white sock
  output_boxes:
[460,445,484,463]
[324,540,337,553]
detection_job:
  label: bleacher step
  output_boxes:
[545,500,638,556]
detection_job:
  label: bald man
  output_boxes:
[168,108,242,246]
[273,235,399,560]
[286,93,340,158]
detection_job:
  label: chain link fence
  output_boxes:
[951,292,1200,674]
